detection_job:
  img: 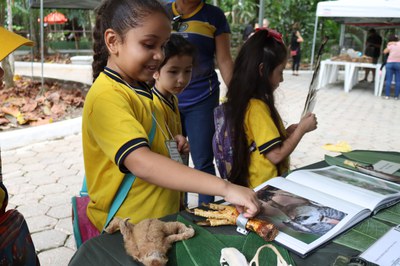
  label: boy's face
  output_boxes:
[154,55,193,96]
[107,12,171,85]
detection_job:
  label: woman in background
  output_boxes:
[166,0,234,205]
[290,22,303,76]
[383,34,400,100]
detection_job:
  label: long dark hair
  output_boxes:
[225,29,287,187]
[92,0,170,81]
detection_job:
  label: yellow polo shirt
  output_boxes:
[245,99,288,189]
[152,87,182,138]
[82,67,180,230]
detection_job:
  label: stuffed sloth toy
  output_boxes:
[105,217,195,266]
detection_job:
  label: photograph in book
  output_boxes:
[286,165,400,213]
[314,167,400,195]
[252,165,400,256]
[256,186,347,244]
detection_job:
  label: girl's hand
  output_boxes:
[174,134,190,154]
[298,113,317,133]
[223,183,260,218]
[286,124,298,136]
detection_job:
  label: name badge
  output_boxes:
[165,140,183,164]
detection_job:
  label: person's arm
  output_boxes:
[383,42,395,54]
[296,31,304,43]
[215,33,234,86]
[265,113,317,164]
[123,147,260,217]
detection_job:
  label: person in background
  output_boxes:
[0,26,39,266]
[383,34,400,100]
[363,28,382,83]
[242,19,255,41]
[82,0,259,233]
[254,18,270,29]
[220,28,317,189]
[290,22,303,76]
[166,0,234,205]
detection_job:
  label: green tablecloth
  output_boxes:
[69,150,400,266]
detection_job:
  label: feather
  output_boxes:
[301,36,329,118]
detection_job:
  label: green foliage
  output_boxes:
[48,40,92,50]
[2,0,359,66]
[219,0,341,64]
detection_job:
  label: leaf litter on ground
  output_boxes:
[0,75,88,131]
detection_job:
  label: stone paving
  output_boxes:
[1,71,400,265]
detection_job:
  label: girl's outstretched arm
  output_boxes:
[265,112,317,165]
[124,147,260,218]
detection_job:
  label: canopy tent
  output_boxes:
[30,0,100,9]
[38,11,68,24]
[311,0,400,68]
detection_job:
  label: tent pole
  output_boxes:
[258,0,264,27]
[40,0,44,89]
[310,15,318,70]
[339,24,345,48]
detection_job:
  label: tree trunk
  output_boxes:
[1,59,14,89]
[3,0,15,89]
[72,20,80,50]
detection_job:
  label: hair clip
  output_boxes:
[255,27,284,44]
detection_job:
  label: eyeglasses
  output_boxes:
[255,27,284,45]
[172,15,183,32]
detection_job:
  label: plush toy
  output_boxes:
[105,217,195,266]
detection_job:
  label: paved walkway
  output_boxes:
[1,71,400,265]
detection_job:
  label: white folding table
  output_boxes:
[318,60,384,96]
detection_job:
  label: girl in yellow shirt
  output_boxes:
[221,28,317,188]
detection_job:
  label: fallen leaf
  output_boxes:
[30,118,53,126]
[21,99,38,113]
[0,117,9,125]
[2,106,21,117]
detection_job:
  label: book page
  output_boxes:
[254,177,370,256]
[286,166,400,211]
[360,225,400,265]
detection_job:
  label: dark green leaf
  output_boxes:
[374,204,400,225]
[333,218,391,252]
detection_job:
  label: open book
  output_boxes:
[253,165,400,257]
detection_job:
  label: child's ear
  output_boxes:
[153,71,160,80]
[105,29,120,55]
[259,63,264,76]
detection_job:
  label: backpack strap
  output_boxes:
[80,115,156,229]
[102,115,156,230]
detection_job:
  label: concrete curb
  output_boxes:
[14,62,92,85]
[0,117,82,150]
